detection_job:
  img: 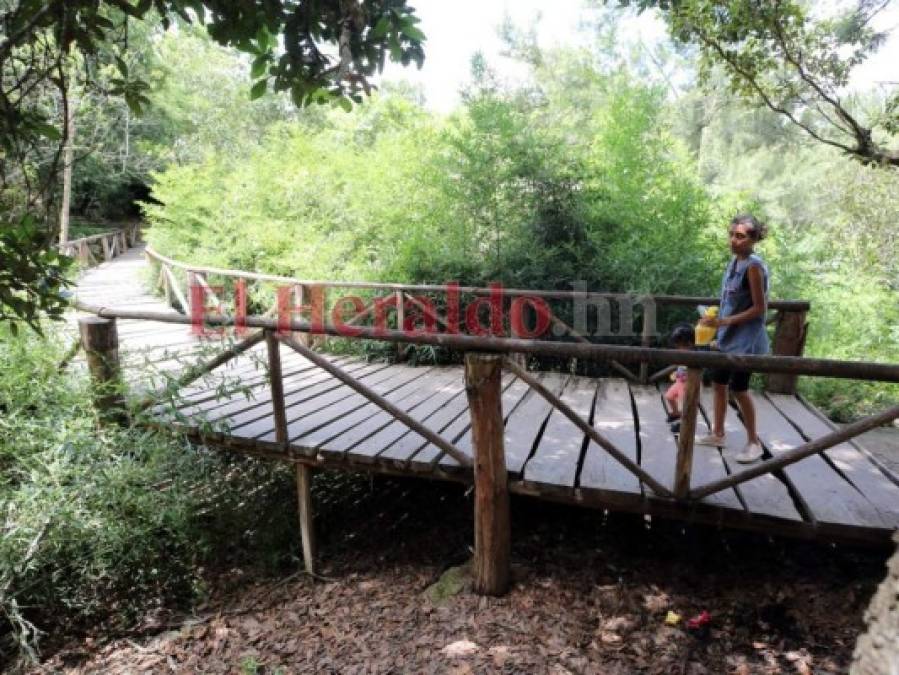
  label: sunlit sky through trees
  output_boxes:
[379,0,899,113]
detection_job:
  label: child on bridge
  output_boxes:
[664,323,695,433]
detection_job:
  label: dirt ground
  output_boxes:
[32,465,894,675]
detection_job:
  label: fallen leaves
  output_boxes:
[440,639,479,658]
[29,477,881,674]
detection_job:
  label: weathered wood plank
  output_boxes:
[751,392,891,530]
[354,372,468,464]
[634,384,743,512]
[579,378,641,499]
[698,387,802,522]
[405,373,518,472]
[275,366,433,448]
[796,394,899,488]
[230,362,397,440]
[493,373,564,475]
[320,367,462,460]
[523,376,596,489]
[765,393,899,528]
[168,356,370,425]
[162,351,354,411]
[309,368,457,456]
[441,372,545,473]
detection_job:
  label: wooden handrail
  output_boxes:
[61,224,140,248]
[143,246,810,311]
[72,301,899,384]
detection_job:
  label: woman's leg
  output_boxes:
[733,391,759,443]
[712,382,728,437]
[731,371,759,444]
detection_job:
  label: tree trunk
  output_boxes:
[58,87,76,246]
[851,532,899,674]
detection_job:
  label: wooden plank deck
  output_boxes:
[67,245,899,545]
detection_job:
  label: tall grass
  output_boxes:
[0,326,296,668]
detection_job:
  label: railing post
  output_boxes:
[186,270,194,317]
[293,284,312,348]
[639,302,655,383]
[293,284,311,348]
[79,316,126,423]
[265,329,288,449]
[101,235,112,261]
[464,352,510,596]
[162,265,172,307]
[674,367,702,498]
[267,329,316,574]
[508,297,528,370]
[765,310,808,394]
[395,290,406,362]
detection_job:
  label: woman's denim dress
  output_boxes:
[716,254,770,355]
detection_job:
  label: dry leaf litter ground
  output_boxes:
[32,462,893,675]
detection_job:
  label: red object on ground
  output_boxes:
[686,611,711,630]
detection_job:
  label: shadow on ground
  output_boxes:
[36,468,891,674]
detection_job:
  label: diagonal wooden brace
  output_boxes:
[136,330,265,411]
[690,402,899,500]
[276,333,472,468]
[502,357,673,498]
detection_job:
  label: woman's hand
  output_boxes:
[699,315,720,328]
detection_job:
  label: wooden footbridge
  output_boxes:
[66,228,899,594]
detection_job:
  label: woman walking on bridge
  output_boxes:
[696,214,770,463]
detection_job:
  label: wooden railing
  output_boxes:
[75,302,899,592]
[143,245,812,392]
[59,224,141,266]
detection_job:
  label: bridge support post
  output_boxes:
[674,367,702,499]
[267,329,316,574]
[465,352,510,596]
[79,316,126,424]
[296,465,316,575]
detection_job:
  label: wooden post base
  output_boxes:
[78,316,126,423]
[296,464,316,575]
[465,352,510,596]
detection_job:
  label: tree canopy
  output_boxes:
[613,0,899,166]
[0,0,425,330]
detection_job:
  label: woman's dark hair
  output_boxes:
[730,213,768,241]
[669,322,695,347]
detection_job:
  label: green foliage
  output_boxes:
[0,327,297,665]
[0,0,426,334]
[145,55,720,307]
[143,29,899,417]
[609,0,899,166]
[0,216,72,333]
[679,82,899,417]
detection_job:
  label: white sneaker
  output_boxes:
[695,432,726,447]
[736,441,763,463]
